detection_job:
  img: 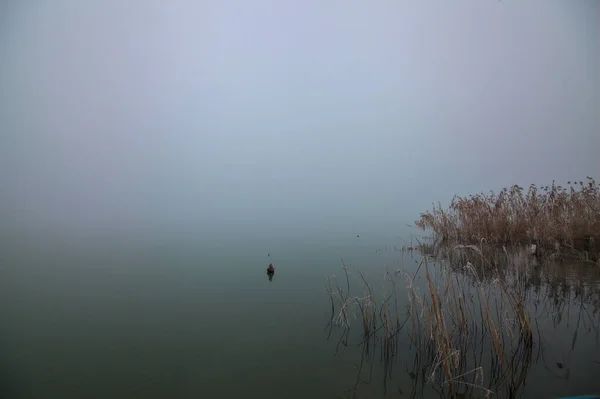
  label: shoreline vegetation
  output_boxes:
[328,251,543,398]
[327,177,600,398]
[415,177,600,261]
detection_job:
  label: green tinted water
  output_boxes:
[1,232,599,398]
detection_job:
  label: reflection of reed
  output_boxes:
[327,245,600,398]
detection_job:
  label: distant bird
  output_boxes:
[267,263,275,274]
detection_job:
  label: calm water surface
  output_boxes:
[1,232,599,398]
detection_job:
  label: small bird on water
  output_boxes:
[267,263,275,274]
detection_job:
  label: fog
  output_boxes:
[1,0,598,240]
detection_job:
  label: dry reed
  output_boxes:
[328,245,543,398]
[415,177,600,256]
[329,238,600,398]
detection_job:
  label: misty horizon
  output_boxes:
[1,1,598,238]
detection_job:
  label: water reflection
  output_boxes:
[267,271,274,282]
[327,245,600,398]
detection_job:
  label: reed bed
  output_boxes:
[328,242,600,398]
[415,177,600,257]
[327,246,543,399]
[329,178,600,397]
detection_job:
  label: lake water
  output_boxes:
[1,231,599,398]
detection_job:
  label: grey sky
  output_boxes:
[1,1,598,238]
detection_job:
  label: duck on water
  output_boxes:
[266,263,275,274]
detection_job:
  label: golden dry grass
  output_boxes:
[415,177,600,254]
